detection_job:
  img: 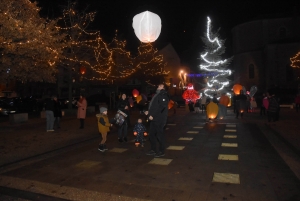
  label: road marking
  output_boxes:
[212,172,240,184]
[75,160,100,168]
[167,124,176,126]
[109,148,128,153]
[193,126,203,129]
[178,137,193,141]
[225,129,237,132]
[148,158,173,165]
[223,135,237,139]
[218,154,239,161]
[167,146,185,150]
[187,131,199,134]
[221,143,238,147]
[226,124,236,128]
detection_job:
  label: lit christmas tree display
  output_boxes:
[199,17,233,98]
[182,83,200,104]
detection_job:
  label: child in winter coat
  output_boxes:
[96,107,112,152]
[133,118,147,147]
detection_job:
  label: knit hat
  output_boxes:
[99,107,107,114]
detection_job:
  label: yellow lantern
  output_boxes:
[227,96,232,107]
[132,11,161,43]
[206,102,219,119]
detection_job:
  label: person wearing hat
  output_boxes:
[96,107,112,152]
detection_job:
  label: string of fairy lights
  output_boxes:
[290,51,300,68]
[200,17,232,98]
[1,0,168,84]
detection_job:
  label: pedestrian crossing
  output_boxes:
[87,121,241,183]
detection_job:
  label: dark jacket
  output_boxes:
[53,100,62,117]
[268,96,279,113]
[148,89,169,124]
[45,98,54,111]
[133,123,147,135]
[117,98,130,116]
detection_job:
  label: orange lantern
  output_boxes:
[132,89,139,98]
[168,100,174,109]
[135,141,140,147]
[219,95,230,107]
[144,132,148,136]
[233,84,242,95]
[206,102,219,119]
[80,66,86,75]
[133,132,137,136]
[136,95,142,103]
[227,96,232,107]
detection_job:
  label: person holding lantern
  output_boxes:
[117,93,130,142]
[133,118,147,147]
[77,95,87,129]
[96,107,113,152]
[144,83,169,158]
[235,90,247,119]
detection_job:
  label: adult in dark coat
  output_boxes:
[144,84,169,158]
[53,96,62,129]
[235,90,247,119]
[117,94,130,142]
[45,97,55,132]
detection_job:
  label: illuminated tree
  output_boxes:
[291,51,300,68]
[133,43,169,86]
[199,17,233,98]
[0,0,64,83]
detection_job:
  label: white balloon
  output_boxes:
[132,11,162,43]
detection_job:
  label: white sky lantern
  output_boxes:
[132,11,161,43]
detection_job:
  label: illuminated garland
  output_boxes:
[290,51,300,68]
[199,17,233,98]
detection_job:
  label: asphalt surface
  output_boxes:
[0,107,299,201]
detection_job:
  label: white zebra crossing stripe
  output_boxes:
[148,158,173,165]
[187,131,199,134]
[212,172,240,184]
[223,135,237,139]
[225,129,237,132]
[221,143,238,147]
[167,146,185,150]
[193,126,203,129]
[218,154,239,161]
[178,137,193,141]
[226,124,236,128]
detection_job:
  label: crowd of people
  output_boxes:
[44,86,299,158]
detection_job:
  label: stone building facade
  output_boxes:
[232,17,300,92]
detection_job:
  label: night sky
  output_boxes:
[36,0,300,71]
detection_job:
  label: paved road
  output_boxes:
[0,108,299,201]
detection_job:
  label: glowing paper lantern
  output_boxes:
[135,141,140,147]
[206,102,219,119]
[132,11,161,43]
[233,84,242,95]
[80,66,86,75]
[132,89,139,98]
[227,96,232,107]
[136,95,142,103]
[168,100,174,109]
[144,132,148,136]
[133,132,137,136]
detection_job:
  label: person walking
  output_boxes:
[45,97,55,132]
[144,83,169,158]
[235,90,247,119]
[194,100,201,113]
[96,107,112,152]
[218,93,229,119]
[77,95,87,129]
[200,95,207,113]
[53,96,62,129]
[267,92,279,122]
[117,93,130,142]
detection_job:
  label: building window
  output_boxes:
[279,27,286,38]
[249,64,254,79]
